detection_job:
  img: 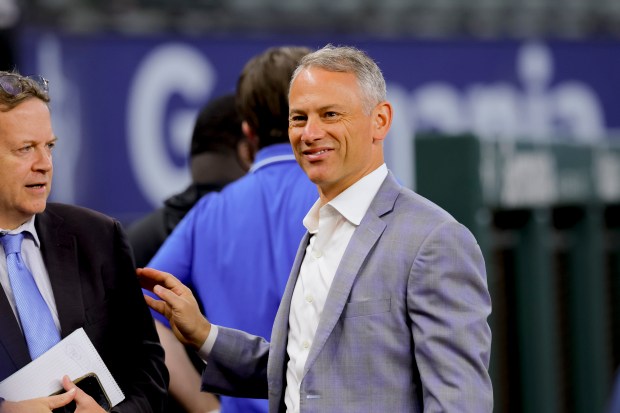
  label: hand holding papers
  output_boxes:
[0,328,124,408]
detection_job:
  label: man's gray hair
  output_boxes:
[290,44,387,114]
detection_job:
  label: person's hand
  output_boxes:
[61,375,106,413]
[0,388,76,413]
[137,267,211,350]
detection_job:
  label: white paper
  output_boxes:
[0,327,125,406]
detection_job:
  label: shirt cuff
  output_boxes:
[197,324,219,361]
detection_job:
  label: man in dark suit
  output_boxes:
[139,44,492,412]
[0,71,168,412]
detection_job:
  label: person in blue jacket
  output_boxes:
[146,46,316,413]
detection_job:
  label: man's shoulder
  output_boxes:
[126,208,166,237]
[44,202,109,217]
[379,177,456,225]
[41,203,117,227]
[402,188,455,218]
[197,160,310,203]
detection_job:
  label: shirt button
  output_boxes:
[312,250,322,259]
[306,295,313,303]
[302,341,310,349]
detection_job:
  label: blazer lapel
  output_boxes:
[35,209,85,338]
[302,173,401,377]
[269,232,310,394]
[0,286,31,375]
[0,208,88,376]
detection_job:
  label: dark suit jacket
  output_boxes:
[0,203,168,412]
[202,172,493,412]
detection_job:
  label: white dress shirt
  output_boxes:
[284,164,388,413]
[0,215,61,333]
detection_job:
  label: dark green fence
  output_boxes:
[415,134,620,413]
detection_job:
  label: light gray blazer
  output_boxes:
[202,172,493,413]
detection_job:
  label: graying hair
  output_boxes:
[290,44,386,114]
[0,71,50,112]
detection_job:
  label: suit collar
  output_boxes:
[306,164,389,230]
[0,285,30,375]
[0,216,40,247]
[302,174,400,377]
[0,214,50,373]
[35,207,86,338]
[0,207,84,374]
[269,232,310,391]
[269,173,402,391]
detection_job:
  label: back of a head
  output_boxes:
[0,70,50,111]
[236,46,312,149]
[190,93,244,158]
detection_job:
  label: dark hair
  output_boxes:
[190,93,244,157]
[236,46,311,149]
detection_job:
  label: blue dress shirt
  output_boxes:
[148,143,317,413]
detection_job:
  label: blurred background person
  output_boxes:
[0,0,18,71]
[128,92,249,413]
[145,45,317,413]
[127,92,250,269]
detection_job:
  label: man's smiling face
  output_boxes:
[288,67,385,202]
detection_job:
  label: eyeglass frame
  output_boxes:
[0,73,49,98]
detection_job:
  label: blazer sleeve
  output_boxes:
[200,326,269,399]
[34,204,168,412]
[409,220,493,412]
[106,220,169,413]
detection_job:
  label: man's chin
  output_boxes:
[306,175,325,186]
[29,201,48,216]
[303,165,329,183]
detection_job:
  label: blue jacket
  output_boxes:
[149,143,317,413]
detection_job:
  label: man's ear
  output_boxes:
[239,121,259,170]
[242,121,257,144]
[236,138,255,172]
[372,101,393,143]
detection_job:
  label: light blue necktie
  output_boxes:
[1,233,60,359]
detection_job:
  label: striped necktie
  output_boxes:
[1,233,60,359]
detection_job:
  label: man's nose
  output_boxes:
[302,117,323,142]
[33,148,52,172]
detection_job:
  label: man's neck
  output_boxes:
[190,152,247,185]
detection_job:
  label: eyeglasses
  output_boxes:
[0,73,49,97]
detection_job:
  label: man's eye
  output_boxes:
[19,145,33,153]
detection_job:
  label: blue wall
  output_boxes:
[17,29,620,224]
